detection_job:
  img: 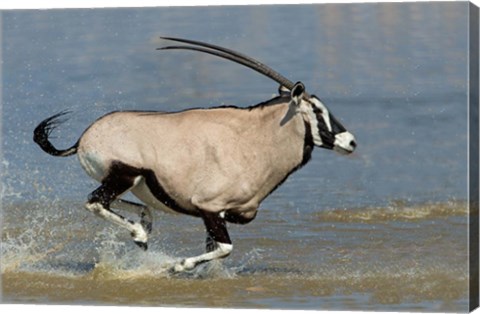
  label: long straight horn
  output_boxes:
[158,37,296,91]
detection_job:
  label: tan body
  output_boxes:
[78,99,307,220]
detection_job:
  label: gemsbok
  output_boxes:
[33,37,356,272]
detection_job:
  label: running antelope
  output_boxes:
[33,37,356,272]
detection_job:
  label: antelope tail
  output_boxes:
[33,111,78,157]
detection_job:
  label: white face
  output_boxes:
[302,97,356,154]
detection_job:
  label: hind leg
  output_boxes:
[85,163,149,250]
[111,199,153,234]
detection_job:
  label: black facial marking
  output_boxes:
[313,110,335,149]
[319,129,335,149]
[312,105,322,115]
[309,97,347,149]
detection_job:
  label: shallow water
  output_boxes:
[1,200,470,311]
[1,2,473,312]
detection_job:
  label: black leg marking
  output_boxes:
[88,162,141,206]
[93,162,194,217]
[206,234,216,253]
[201,211,231,245]
[86,161,149,250]
[111,199,153,234]
[224,210,258,225]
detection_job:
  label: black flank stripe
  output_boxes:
[140,167,200,217]
[104,161,198,217]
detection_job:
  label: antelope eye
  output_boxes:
[312,106,322,114]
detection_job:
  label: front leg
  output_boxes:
[172,211,232,273]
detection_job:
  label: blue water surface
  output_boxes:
[2,2,469,211]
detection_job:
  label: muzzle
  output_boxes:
[333,132,356,155]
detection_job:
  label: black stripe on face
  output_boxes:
[314,112,335,149]
[309,97,347,147]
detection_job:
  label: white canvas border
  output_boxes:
[0,0,479,9]
[0,1,478,314]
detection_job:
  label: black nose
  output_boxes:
[350,140,357,148]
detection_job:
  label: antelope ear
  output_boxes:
[280,82,305,126]
[290,81,305,106]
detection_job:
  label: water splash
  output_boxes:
[1,208,73,274]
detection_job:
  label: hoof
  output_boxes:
[130,223,148,249]
[134,241,148,251]
[170,259,195,273]
[169,266,186,274]
[142,221,153,234]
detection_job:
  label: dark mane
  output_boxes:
[117,95,290,117]
[246,95,290,111]
[203,94,290,111]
